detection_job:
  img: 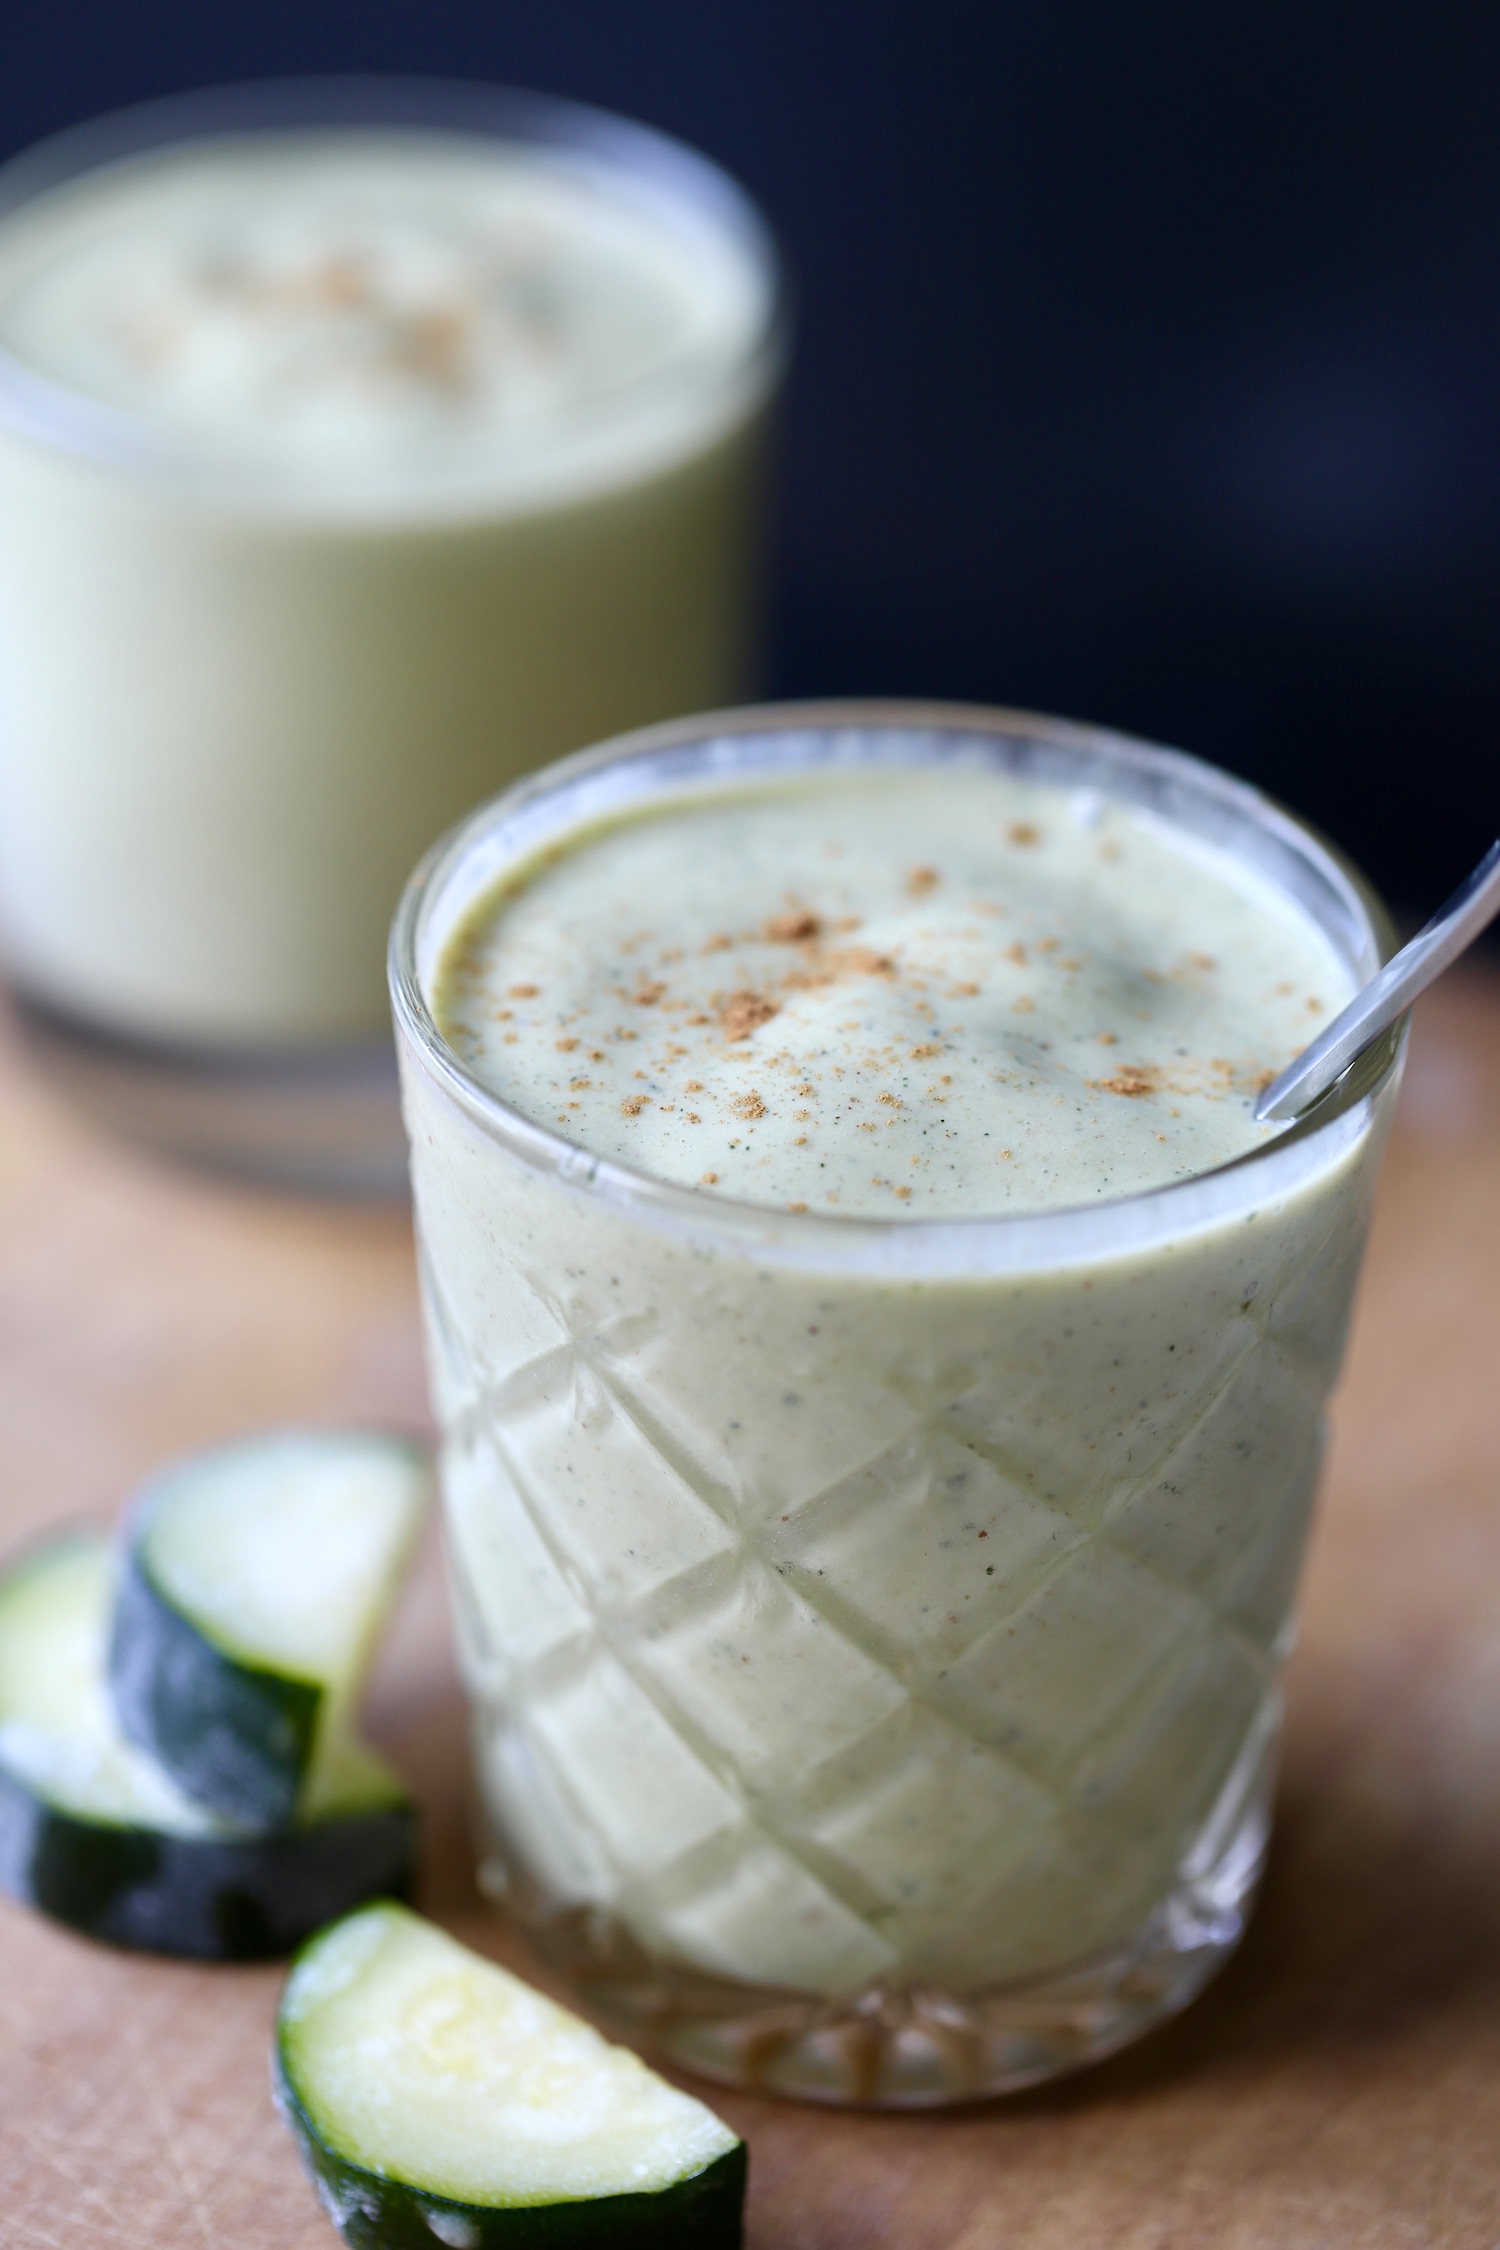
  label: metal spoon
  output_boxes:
[1255,840,1500,1126]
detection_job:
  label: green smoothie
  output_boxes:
[395,710,1398,2101]
[0,110,777,1042]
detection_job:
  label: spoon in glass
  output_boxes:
[1255,839,1500,1127]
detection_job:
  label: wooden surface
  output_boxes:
[1,973,1499,2250]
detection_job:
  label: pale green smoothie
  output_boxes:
[398,720,1394,2070]
[0,114,775,1042]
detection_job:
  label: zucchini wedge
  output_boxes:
[0,1535,415,1959]
[276,1903,746,2248]
[110,1430,429,1827]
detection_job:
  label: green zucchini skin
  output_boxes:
[0,1767,415,1961]
[106,1430,429,1827]
[275,2060,748,2249]
[109,1544,315,1831]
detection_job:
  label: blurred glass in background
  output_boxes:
[0,78,781,1186]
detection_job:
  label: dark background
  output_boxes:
[5,1,1497,922]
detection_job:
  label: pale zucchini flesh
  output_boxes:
[0,1536,415,1958]
[110,1431,429,1827]
[277,1903,745,2247]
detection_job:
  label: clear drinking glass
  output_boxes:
[0,80,782,1189]
[390,702,1402,2106]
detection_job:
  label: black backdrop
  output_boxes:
[4,0,1497,920]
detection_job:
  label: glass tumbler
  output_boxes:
[0,79,782,1189]
[390,702,1402,2106]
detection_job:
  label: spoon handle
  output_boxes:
[1255,839,1500,1125]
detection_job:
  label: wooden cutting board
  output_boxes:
[1,969,1498,2250]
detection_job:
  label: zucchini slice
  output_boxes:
[0,1535,415,1959]
[276,1903,746,2248]
[110,1430,430,1827]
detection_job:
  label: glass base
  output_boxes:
[10,990,408,1196]
[483,1771,1270,2110]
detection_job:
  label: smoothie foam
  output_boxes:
[0,131,766,507]
[436,767,1350,1218]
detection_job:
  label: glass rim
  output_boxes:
[0,73,787,498]
[389,698,1404,1280]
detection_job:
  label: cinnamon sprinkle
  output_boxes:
[717,990,780,1041]
[1090,1064,1160,1097]
[779,943,896,994]
[765,910,822,942]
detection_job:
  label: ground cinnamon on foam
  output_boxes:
[434,770,1344,1221]
[717,990,780,1040]
[1089,1065,1161,1097]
